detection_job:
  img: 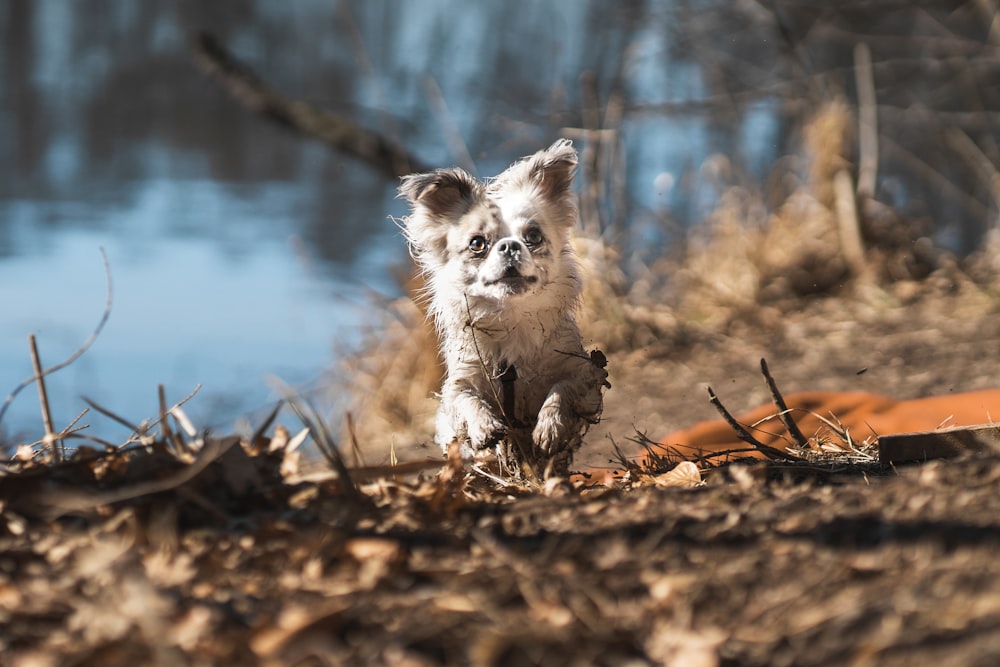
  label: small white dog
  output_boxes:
[398,139,608,473]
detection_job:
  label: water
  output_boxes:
[0,179,391,443]
[0,1,784,446]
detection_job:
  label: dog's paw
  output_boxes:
[467,416,507,452]
[532,404,570,454]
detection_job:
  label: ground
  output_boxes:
[2,279,1000,666]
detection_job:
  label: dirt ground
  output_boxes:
[3,279,1000,667]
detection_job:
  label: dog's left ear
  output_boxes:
[398,168,479,219]
[398,168,481,267]
[526,138,578,202]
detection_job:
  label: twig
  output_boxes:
[0,248,113,428]
[345,412,366,467]
[60,408,89,438]
[272,379,361,498]
[463,295,506,420]
[158,384,180,455]
[706,386,801,461]
[759,358,809,448]
[833,170,866,275]
[854,42,878,198]
[471,463,516,488]
[190,32,430,179]
[247,400,284,450]
[82,397,143,433]
[28,334,60,460]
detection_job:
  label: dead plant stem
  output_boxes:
[28,334,60,460]
[760,358,809,449]
[707,386,802,461]
[854,42,878,198]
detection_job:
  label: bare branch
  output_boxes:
[190,32,431,179]
[759,358,809,449]
[854,42,878,198]
[707,386,802,462]
[28,334,59,460]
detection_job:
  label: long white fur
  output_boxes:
[398,139,606,461]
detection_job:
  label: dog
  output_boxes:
[398,139,608,473]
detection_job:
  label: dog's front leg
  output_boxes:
[438,380,507,456]
[533,359,608,455]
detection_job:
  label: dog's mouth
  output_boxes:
[484,265,539,289]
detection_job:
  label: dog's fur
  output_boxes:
[398,139,608,467]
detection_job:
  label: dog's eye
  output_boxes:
[468,235,488,254]
[523,228,544,247]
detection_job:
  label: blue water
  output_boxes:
[0,179,394,443]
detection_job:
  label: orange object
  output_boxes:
[652,389,1000,461]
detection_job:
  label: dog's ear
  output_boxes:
[493,140,578,222]
[398,168,479,218]
[527,139,578,201]
[398,168,480,266]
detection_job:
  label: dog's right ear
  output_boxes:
[398,169,480,266]
[398,168,479,218]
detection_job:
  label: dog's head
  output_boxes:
[398,139,580,316]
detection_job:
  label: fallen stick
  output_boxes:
[759,358,810,449]
[707,387,803,461]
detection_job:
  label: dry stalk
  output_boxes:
[345,412,366,467]
[158,384,181,456]
[275,381,362,499]
[854,41,878,198]
[759,358,809,449]
[28,334,60,460]
[706,387,803,462]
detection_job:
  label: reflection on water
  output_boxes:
[0,1,779,444]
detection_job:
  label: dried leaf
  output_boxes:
[653,461,703,488]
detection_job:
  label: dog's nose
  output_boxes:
[495,239,523,260]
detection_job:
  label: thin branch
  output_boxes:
[271,378,362,499]
[190,31,431,179]
[28,334,59,460]
[759,358,809,449]
[854,42,878,198]
[706,386,801,461]
[834,170,866,274]
[82,397,143,434]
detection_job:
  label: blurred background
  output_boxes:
[2,0,999,447]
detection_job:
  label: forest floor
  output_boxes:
[3,269,1000,667]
